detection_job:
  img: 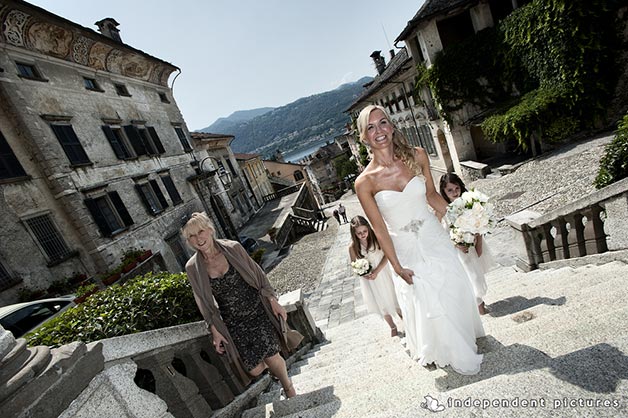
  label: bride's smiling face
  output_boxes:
[365,109,394,148]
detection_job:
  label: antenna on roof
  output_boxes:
[381,22,392,50]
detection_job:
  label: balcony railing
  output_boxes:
[506,177,628,271]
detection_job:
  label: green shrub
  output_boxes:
[25,272,202,347]
[594,114,628,189]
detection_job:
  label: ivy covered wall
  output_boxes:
[417,0,624,150]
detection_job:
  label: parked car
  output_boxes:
[0,296,76,338]
[239,236,260,254]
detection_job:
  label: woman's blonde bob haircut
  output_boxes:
[181,212,216,241]
[356,104,422,177]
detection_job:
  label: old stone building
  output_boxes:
[302,140,351,204]
[348,0,528,179]
[234,153,274,207]
[0,0,218,303]
[189,133,258,238]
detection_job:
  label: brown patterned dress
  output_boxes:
[210,265,281,371]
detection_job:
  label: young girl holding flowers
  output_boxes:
[439,173,495,315]
[348,215,402,336]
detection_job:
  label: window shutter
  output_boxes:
[147,127,166,154]
[101,126,128,159]
[123,125,147,156]
[150,179,169,208]
[0,131,27,179]
[51,125,90,165]
[135,184,155,214]
[108,191,134,226]
[175,127,192,152]
[84,197,113,237]
[162,175,183,205]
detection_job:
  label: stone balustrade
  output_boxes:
[2,289,321,418]
[506,177,628,271]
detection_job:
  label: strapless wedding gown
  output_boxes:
[375,176,484,375]
[359,246,400,317]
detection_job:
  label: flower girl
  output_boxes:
[348,215,402,336]
[439,173,496,315]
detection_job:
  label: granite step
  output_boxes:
[242,386,336,418]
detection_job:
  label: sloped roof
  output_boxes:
[346,48,412,112]
[395,0,476,42]
[191,132,234,140]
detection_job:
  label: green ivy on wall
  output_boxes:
[417,0,621,149]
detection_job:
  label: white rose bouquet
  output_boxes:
[351,258,372,276]
[444,189,496,248]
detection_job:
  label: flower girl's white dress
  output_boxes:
[375,176,484,375]
[358,245,400,318]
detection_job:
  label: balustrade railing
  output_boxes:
[507,177,628,271]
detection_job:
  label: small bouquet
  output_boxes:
[351,258,371,276]
[444,189,496,248]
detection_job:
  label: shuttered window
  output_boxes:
[0,130,28,180]
[84,191,134,237]
[174,126,192,152]
[50,124,91,166]
[101,126,134,159]
[161,174,183,205]
[135,180,168,215]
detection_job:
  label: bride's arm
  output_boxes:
[355,175,414,285]
[415,147,449,219]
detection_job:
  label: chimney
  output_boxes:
[95,18,122,43]
[389,49,396,60]
[370,50,386,75]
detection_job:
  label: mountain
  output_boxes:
[200,107,275,134]
[198,77,373,158]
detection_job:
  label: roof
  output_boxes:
[2,0,179,78]
[395,0,476,42]
[346,48,412,112]
[234,153,261,161]
[191,132,235,140]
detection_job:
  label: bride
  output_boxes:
[354,105,484,375]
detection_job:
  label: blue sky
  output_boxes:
[29,0,424,131]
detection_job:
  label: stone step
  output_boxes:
[487,261,627,297]
[281,399,342,418]
[520,306,628,358]
[484,274,628,341]
[242,386,336,418]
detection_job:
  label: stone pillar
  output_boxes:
[135,349,211,418]
[0,326,103,418]
[176,340,234,409]
[505,210,543,271]
[279,289,325,345]
[602,195,628,251]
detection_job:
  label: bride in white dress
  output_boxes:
[354,105,484,375]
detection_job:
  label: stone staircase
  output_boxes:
[239,261,628,417]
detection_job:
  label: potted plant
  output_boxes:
[137,248,153,262]
[101,267,122,286]
[121,258,138,274]
[74,283,98,304]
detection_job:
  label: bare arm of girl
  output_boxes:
[415,147,449,220]
[475,234,483,257]
[355,174,414,285]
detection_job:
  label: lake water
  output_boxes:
[283,139,331,163]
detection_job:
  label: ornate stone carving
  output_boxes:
[88,42,112,71]
[72,35,92,66]
[27,22,73,59]
[3,9,29,46]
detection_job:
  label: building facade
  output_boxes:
[0,0,214,303]
[234,153,274,207]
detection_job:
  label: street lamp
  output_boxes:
[199,156,232,189]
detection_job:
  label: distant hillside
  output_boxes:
[201,107,275,134]
[199,77,373,157]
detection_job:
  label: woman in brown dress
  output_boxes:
[182,212,296,398]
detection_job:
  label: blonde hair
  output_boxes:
[181,212,215,241]
[356,105,422,176]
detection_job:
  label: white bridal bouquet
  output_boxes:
[444,189,496,247]
[351,258,371,276]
